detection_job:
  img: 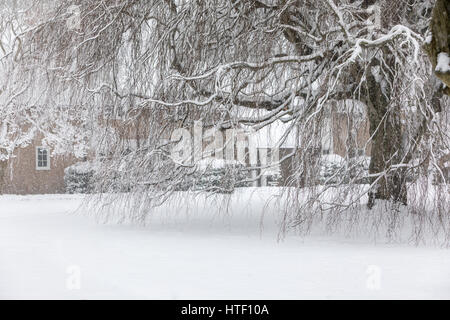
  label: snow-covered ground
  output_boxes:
[0,193,449,300]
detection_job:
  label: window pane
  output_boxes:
[37,148,50,169]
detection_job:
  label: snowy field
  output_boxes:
[0,192,449,300]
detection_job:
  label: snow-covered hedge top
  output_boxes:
[65,161,97,175]
[320,155,371,169]
[196,158,243,170]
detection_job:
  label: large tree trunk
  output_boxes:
[365,65,408,209]
[424,0,450,94]
[367,114,407,208]
[0,160,7,195]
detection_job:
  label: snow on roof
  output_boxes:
[232,98,367,149]
[196,157,242,169]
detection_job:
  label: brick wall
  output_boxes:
[3,137,77,195]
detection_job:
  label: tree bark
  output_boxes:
[0,160,7,195]
[365,65,408,209]
[424,0,450,94]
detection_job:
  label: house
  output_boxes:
[239,100,371,187]
[1,100,448,194]
[1,134,77,195]
[0,105,371,194]
[0,104,146,195]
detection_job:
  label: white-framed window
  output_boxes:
[36,147,51,170]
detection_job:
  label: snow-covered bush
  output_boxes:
[64,161,95,194]
[175,158,250,193]
[263,164,282,187]
[319,155,370,185]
